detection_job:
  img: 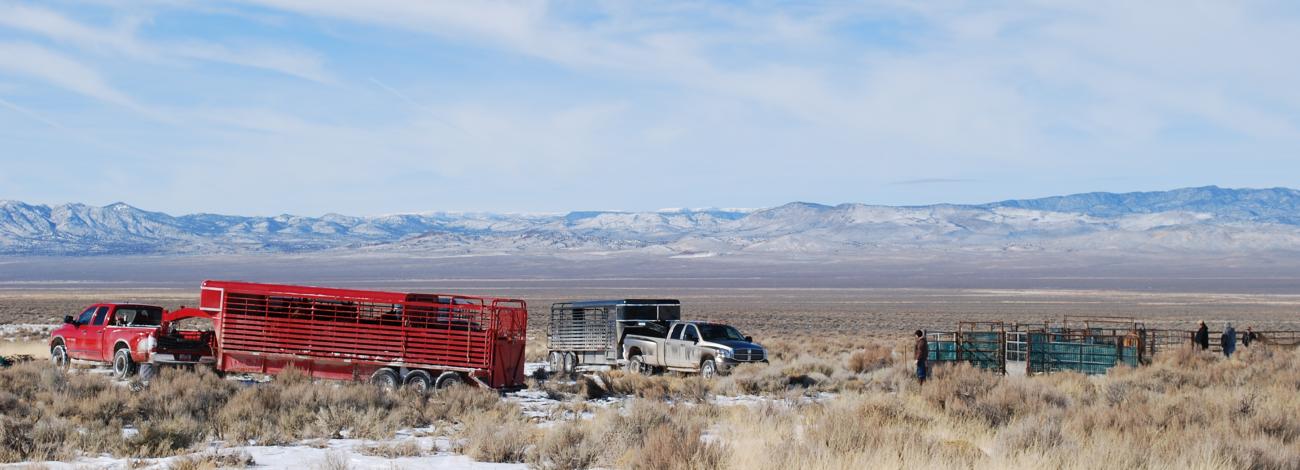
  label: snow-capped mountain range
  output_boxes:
[2,186,1299,257]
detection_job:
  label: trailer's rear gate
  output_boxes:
[548,304,616,357]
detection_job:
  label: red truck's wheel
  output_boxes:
[50,344,69,370]
[112,349,137,380]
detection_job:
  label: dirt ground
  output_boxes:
[0,340,46,357]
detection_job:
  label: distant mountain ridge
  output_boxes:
[2,186,1299,256]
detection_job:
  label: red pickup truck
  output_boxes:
[49,303,215,379]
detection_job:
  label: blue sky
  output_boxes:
[1,1,1298,216]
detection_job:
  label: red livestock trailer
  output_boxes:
[197,280,528,391]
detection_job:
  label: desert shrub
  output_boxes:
[357,440,424,458]
[527,421,601,470]
[122,416,206,457]
[424,385,509,423]
[315,451,352,470]
[780,357,836,379]
[215,378,424,444]
[166,450,255,470]
[994,412,1067,455]
[579,375,609,400]
[625,422,728,470]
[455,408,534,463]
[846,344,893,374]
[967,377,1069,427]
[920,363,999,413]
[803,394,931,454]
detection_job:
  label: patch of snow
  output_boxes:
[10,434,527,470]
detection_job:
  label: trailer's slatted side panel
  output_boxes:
[220,292,493,370]
[548,306,612,351]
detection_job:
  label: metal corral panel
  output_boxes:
[1026,331,1142,375]
[926,329,1006,373]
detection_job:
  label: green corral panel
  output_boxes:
[1027,333,1141,375]
[928,335,1003,372]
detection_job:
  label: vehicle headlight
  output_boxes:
[717,349,732,359]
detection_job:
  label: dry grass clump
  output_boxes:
[165,450,255,470]
[845,344,893,374]
[596,371,711,402]
[215,374,416,444]
[527,399,733,470]
[625,421,728,470]
[315,451,352,470]
[356,440,424,458]
[527,421,602,470]
[454,407,534,463]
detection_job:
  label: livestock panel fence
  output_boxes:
[927,315,1300,376]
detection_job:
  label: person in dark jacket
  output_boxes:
[1221,323,1237,358]
[914,330,928,385]
[1194,321,1210,350]
[1242,327,1258,347]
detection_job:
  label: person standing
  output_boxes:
[1221,323,1237,358]
[914,330,929,385]
[1242,327,1258,347]
[1195,321,1210,351]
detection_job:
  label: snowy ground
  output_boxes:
[4,362,833,469]
[0,323,55,340]
[3,434,528,470]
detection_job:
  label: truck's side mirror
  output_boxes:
[63,315,74,325]
[745,336,753,343]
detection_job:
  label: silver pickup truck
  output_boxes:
[546,300,767,377]
[623,321,767,377]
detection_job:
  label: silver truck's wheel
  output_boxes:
[50,344,69,369]
[700,359,717,379]
[112,349,136,380]
[629,355,647,375]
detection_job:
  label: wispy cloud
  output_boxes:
[891,178,978,186]
[0,41,139,108]
[0,2,333,83]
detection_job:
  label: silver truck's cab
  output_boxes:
[624,321,767,377]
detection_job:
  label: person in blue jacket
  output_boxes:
[1221,323,1237,358]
